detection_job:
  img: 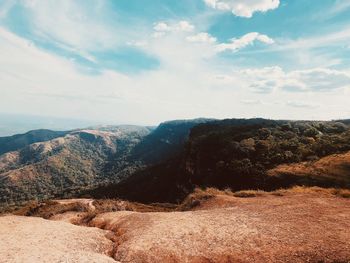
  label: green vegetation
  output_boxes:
[0,129,67,155]
[0,127,151,207]
[90,119,350,204]
[1,118,350,208]
[185,119,350,190]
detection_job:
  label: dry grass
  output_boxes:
[332,188,350,198]
[178,187,239,211]
[177,188,217,211]
[72,200,178,225]
[268,151,350,188]
[183,187,268,199]
[14,200,88,219]
[11,198,178,225]
[230,186,350,199]
[10,186,350,223]
[273,186,350,198]
[92,199,131,213]
[180,186,350,207]
[74,211,98,226]
[93,199,176,214]
[233,190,267,198]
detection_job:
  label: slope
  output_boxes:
[0,129,68,155]
[0,126,150,206]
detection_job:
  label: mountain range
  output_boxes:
[1,118,350,207]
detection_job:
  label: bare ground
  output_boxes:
[0,215,117,263]
[90,193,350,263]
[1,191,350,263]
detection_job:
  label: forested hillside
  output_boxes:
[0,129,68,155]
[184,119,350,189]
[0,120,207,207]
[2,118,350,208]
[89,119,350,203]
[0,126,151,207]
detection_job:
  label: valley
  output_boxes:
[2,1,350,261]
[1,118,350,262]
[1,118,350,208]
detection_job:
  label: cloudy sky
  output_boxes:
[0,0,350,125]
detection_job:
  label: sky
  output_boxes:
[0,0,350,127]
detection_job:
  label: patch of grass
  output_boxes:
[10,185,350,223]
[75,211,97,226]
[272,186,350,198]
[13,201,42,217]
[273,186,329,196]
[182,186,350,201]
[14,200,88,219]
[93,199,176,213]
[178,188,217,211]
[233,190,267,198]
[92,199,130,213]
[331,189,350,198]
[202,187,233,196]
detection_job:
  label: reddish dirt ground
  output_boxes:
[0,215,116,263]
[1,192,350,263]
[90,193,350,263]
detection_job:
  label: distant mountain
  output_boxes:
[2,118,350,207]
[0,113,101,137]
[0,120,210,207]
[339,119,350,125]
[0,126,151,206]
[0,129,68,156]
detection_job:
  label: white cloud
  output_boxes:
[285,68,350,92]
[332,0,350,14]
[2,0,146,62]
[204,0,280,18]
[315,0,350,20]
[215,32,274,52]
[213,66,350,120]
[1,10,349,125]
[153,21,194,34]
[176,21,195,32]
[0,27,144,123]
[153,25,273,53]
[263,27,350,54]
[0,26,227,123]
[126,40,148,48]
[186,32,217,44]
[22,1,117,50]
[241,99,263,105]
[153,22,172,32]
[286,101,319,109]
[237,27,350,70]
[228,66,350,93]
[152,20,273,54]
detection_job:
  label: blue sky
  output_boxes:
[0,0,350,125]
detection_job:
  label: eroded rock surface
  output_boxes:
[0,215,116,263]
[90,194,350,263]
